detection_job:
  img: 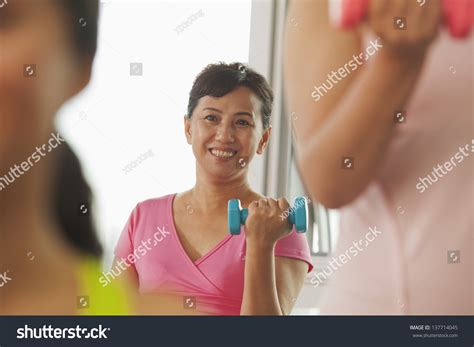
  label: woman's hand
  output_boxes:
[244,198,293,247]
[367,0,442,60]
[240,198,302,315]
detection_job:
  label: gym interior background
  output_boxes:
[57,0,338,315]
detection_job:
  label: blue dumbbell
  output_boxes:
[227,197,309,235]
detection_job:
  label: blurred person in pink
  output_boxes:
[284,0,472,314]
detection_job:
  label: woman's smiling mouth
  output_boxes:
[209,148,238,159]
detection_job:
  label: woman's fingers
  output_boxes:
[266,198,279,211]
[244,197,294,244]
[277,198,291,212]
[418,0,442,42]
[367,0,441,56]
[248,197,290,215]
[258,198,269,206]
[248,200,259,211]
[260,197,291,216]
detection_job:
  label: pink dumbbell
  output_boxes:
[329,0,474,38]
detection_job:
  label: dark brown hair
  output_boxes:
[60,0,100,61]
[187,62,274,129]
[53,143,103,258]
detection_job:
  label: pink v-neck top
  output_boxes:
[114,194,314,315]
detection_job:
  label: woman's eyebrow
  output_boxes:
[202,107,222,113]
[234,112,253,118]
[202,108,254,119]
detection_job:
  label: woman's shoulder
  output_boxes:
[124,194,176,227]
[134,193,176,212]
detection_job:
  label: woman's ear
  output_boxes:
[184,115,192,144]
[256,126,272,154]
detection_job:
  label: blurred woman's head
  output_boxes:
[0,0,98,170]
[185,62,274,182]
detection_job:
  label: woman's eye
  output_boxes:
[205,115,217,121]
[236,119,251,126]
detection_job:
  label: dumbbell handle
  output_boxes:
[228,197,308,235]
[238,207,296,225]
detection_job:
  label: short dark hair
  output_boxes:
[187,62,274,129]
[53,142,103,258]
[60,0,100,61]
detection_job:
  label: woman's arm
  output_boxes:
[111,256,139,290]
[275,257,308,314]
[240,242,307,315]
[284,0,441,208]
[240,198,307,315]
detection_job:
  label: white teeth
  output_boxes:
[211,149,236,158]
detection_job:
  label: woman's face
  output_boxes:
[0,0,90,169]
[185,86,271,181]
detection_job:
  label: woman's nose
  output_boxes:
[215,125,235,143]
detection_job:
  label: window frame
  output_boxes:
[248,0,334,258]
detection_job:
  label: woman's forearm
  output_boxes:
[300,50,426,208]
[240,241,283,315]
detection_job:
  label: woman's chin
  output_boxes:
[203,164,245,182]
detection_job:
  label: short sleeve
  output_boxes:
[114,204,139,261]
[275,228,314,273]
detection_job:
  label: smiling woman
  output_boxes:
[113,62,313,316]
